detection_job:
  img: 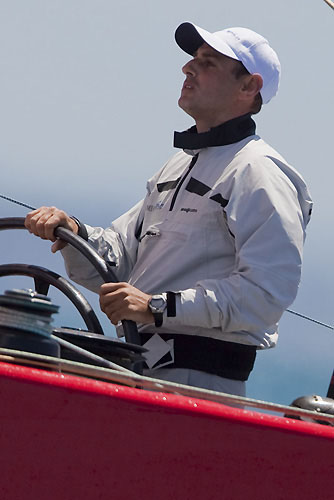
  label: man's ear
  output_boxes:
[240,73,263,100]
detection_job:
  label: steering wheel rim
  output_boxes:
[0,217,140,345]
[0,263,104,335]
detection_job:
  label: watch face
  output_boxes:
[150,296,166,313]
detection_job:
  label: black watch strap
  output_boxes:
[148,295,167,328]
[153,313,163,328]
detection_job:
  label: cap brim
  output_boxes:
[175,22,238,61]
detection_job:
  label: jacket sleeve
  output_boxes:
[60,161,171,293]
[61,198,146,292]
[162,158,311,339]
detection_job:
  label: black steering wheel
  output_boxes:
[0,263,104,335]
[0,217,140,345]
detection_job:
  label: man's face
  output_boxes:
[178,43,242,130]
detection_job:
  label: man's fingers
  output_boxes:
[35,212,59,241]
[99,282,153,325]
[25,206,57,240]
[25,206,78,246]
[99,289,123,312]
[103,307,122,325]
[99,298,124,325]
[25,207,45,233]
[100,282,124,295]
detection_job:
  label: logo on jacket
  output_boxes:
[180,207,198,213]
[147,201,165,212]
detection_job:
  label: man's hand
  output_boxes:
[99,282,154,325]
[25,206,78,253]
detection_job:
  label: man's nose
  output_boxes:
[182,59,196,76]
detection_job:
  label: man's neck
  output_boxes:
[195,110,249,133]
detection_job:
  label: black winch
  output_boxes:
[0,288,147,373]
[0,288,60,357]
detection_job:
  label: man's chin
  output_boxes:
[178,97,194,117]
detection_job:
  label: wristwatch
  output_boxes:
[148,294,167,327]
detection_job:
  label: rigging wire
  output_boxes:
[1,193,333,332]
[0,194,35,211]
[287,309,334,331]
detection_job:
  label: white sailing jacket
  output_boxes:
[62,116,312,348]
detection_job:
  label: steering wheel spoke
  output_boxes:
[34,277,51,296]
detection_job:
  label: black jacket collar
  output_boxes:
[173,113,256,150]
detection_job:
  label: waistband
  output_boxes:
[140,333,256,381]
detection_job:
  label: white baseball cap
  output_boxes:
[175,22,281,104]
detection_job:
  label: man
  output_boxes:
[25,22,313,396]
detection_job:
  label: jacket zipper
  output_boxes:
[169,154,199,211]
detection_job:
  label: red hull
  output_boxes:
[1,361,334,500]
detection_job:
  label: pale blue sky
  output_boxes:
[0,0,333,405]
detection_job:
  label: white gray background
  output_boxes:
[0,0,333,405]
